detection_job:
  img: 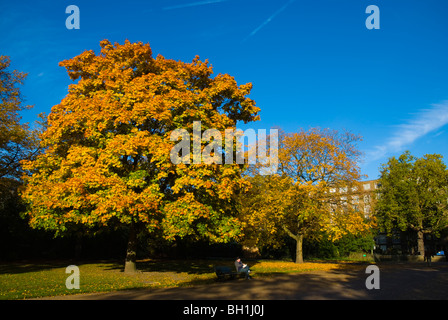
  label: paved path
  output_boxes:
[43,262,448,300]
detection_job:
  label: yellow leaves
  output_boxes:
[278,128,362,185]
[21,39,259,243]
[252,261,341,274]
[161,192,242,243]
[241,128,368,251]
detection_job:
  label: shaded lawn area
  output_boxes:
[0,259,366,299]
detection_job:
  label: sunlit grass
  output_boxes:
[0,260,217,300]
[250,260,348,275]
[252,261,336,273]
[0,259,361,299]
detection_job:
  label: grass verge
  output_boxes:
[0,259,366,299]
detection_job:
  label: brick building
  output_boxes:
[328,179,379,219]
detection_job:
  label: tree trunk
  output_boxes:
[295,234,304,264]
[124,222,137,273]
[283,226,304,264]
[75,234,83,260]
[417,230,425,256]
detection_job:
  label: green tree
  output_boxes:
[241,128,373,263]
[21,40,259,272]
[0,55,40,181]
[0,56,42,259]
[375,151,448,254]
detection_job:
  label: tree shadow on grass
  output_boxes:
[103,259,247,275]
[0,259,366,276]
[60,265,370,300]
[0,258,235,276]
[0,261,70,274]
[0,259,124,275]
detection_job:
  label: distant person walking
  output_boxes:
[424,249,432,266]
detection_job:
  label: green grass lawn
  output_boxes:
[0,259,364,299]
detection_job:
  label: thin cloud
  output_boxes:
[368,101,448,161]
[163,0,228,10]
[243,0,296,42]
[434,130,445,137]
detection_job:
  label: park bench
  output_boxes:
[214,266,245,281]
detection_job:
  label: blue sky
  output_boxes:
[1,0,448,180]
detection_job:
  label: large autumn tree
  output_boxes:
[241,128,374,263]
[21,40,259,272]
[375,151,448,255]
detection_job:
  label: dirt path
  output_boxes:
[40,262,448,300]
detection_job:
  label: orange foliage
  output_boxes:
[21,40,259,241]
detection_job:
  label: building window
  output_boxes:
[363,183,371,190]
[364,194,370,203]
[364,205,371,217]
[339,187,347,193]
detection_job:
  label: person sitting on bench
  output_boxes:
[235,257,251,279]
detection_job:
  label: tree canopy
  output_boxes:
[375,151,448,254]
[20,40,260,272]
[0,55,39,181]
[241,128,374,263]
